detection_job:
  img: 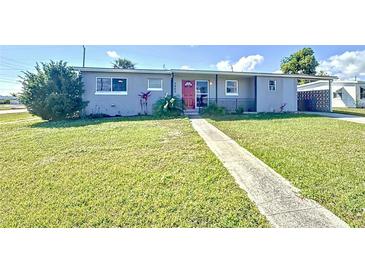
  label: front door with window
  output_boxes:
[182,80,195,109]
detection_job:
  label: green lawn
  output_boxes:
[0,113,269,227]
[0,104,25,110]
[207,113,365,227]
[333,107,365,117]
[0,104,12,110]
[0,112,37,123]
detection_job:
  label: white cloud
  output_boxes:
[180,65,193,70]
[106,50,120,59]
[216,55,264,72]
[318,50,365,80]
[273,69,282,74]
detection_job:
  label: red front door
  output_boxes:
[182,80,195,109]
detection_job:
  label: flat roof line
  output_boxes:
[73,66,338,80]
[298,79,365,87]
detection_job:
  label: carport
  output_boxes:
[296,75,338,112]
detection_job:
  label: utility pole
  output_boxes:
[82,45,86,67]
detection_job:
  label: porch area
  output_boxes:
[173,73,257,114]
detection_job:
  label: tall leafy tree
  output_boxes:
[280,48,319,75]
[112,58,136,69]
[20,60,88,120]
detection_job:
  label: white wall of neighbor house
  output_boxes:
[298,81,363,108]
[81,71,171,116]
[333,84,357,107]
[297,81,327,91]
[256,77,297,112]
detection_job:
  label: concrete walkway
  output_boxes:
[191,118,349,228]
[302,111,365,124]
[0,109,27,115]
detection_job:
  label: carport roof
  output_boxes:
[73,67,338,80]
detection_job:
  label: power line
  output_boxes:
[0,57,34,68]
[0,80,20,84]
[0,61,31,70]
[0,65,29,72]
[0,56,35,67]
[0,75,18,80]
[0,68,24,71]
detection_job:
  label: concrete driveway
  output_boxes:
[301,111,365,124]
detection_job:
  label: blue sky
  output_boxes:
[1,45,365,95]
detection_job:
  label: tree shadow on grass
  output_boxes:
[30,115,186,129]
[204,112,322,122]
[30,113,323,129]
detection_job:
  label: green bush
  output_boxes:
[153,94,183,117]
[201,103,226,115]
[235,106,245,114]
[19,61,88,120]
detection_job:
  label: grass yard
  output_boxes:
[207,113,365,227]
[0,104,12,110]
[333,107,365,117]
[0,112,37,123]
[0,104,26,110]
[0,113,269,227]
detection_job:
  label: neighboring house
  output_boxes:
[298,80,365,108]
[74,67,335,116]
[0,95,19,104]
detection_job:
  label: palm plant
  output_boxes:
[112,58,135,69]
[153,94,183,117]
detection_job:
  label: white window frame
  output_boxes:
[333,91,342,99]
[268,80,277,92]
[195,80,209,108]
[95,77,128,95]
[147,79,163,91]
[225,80,239,96]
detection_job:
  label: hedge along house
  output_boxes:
[74,67,336,116]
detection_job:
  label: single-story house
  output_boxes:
[74,67,336,116]
[0,95,19,104]
[298,80,365,108]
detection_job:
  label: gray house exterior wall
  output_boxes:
[78,68,331,116]
[256,76,297,112]
[81,71,171,116]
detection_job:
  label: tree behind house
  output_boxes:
[112,58,136,69]
[280,47,320,84]
[280,48,319,75]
